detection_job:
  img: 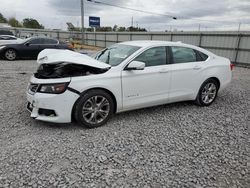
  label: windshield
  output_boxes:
[21,37,32,43]
[95,44,140,66]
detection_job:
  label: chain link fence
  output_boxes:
[1,27,250,65]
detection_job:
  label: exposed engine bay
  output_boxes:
[34,62,109,79]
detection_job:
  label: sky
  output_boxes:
[0,0,250,31]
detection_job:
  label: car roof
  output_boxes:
[120,40,215,56]
[28,37,58,40]
[0,35,16,37]
[120,40,185,47]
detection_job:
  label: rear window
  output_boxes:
[196,50,208,61]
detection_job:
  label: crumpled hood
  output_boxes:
[37,49,111,69]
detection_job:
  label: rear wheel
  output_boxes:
[195,79,219,106]
[5,49,17,61]
[74,90,114,128]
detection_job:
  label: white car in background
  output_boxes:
[26,41,233,128]
[0,35,23,45]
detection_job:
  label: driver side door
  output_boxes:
[20,38,41,58]
[121,46,171,111]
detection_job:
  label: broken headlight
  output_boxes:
[37,82,69,94]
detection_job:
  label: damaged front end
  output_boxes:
[34,49,111,79]
[27,49,112,123]
[35,63,109,79]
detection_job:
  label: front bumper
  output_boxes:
[26,90,79,123]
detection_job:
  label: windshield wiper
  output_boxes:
[106,51,110,64]
[96,48,108,60]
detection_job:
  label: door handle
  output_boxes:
[193,66,202,70]
[159,69,169,73]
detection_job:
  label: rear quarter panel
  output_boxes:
[200,56,232,93]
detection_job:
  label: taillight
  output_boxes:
[230,63,234,71]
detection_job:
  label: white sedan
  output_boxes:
[26,41,233,128]
[0,35,23,45]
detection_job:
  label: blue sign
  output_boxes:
[89,16,100,27]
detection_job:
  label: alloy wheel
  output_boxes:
[82,95,110,124]
[5,49,16,60]
[201,82,217,104]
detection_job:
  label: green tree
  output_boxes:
[118,27,126,32]
[71,27,81,32]
[86,27,94,32]
[8,17,22,27]
[96,26,112,32]
[127,26,147,32]
[113,24,118,32]
[23,18,44,29]
[0,13,7,23]
[138,27,147,32]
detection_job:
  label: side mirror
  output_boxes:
[126,61,145,70]
[25,42,30,46]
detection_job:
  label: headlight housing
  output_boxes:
[37,82,69,94]
[0,46,6,50]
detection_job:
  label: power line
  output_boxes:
[86,0,177,20]
[86,0,247,25]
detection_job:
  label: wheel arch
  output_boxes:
[71,87,118,122]
[207,77,220,90]
[4,47,18,53]
[195,76,221,105]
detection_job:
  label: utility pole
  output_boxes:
[238,22,241,32]
[198,24,201,31]
[131,16,133,27]
[81,0,84,44]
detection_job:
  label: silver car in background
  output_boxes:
[0,35,24,45]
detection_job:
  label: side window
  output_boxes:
[50,39,58,44]
[134,47,167,67]
[171,47,197,64]
[196,50,208,61]
[43,38,58,44]
[29,39,41,44]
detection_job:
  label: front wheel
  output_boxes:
[5,49,17,61]
[74,90,114,128]
[195,79,219,106]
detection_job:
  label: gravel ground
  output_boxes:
[0,58,249,188]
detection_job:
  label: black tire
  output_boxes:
[74,89,114,128]
[4,49,17,61]
[4,48,17,61]
[195,78,219,106]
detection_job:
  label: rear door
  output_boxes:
[168,46,207,102]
